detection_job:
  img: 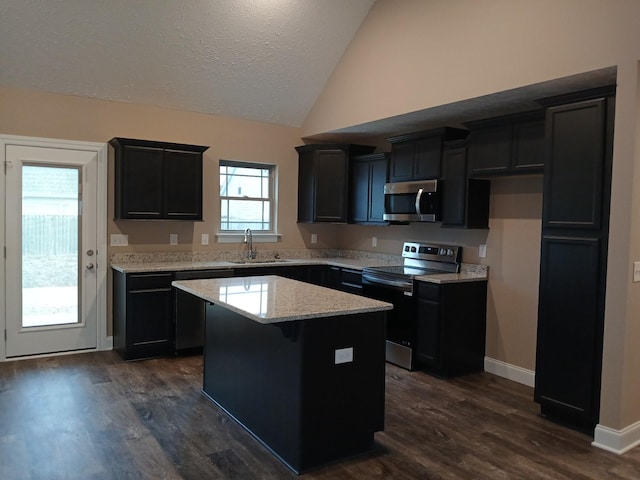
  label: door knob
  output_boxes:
[86,263,94,270]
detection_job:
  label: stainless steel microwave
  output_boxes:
[383,179,440,222]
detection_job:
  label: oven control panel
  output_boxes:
[401,241,461,264]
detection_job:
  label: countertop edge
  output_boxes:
[173,276,393,324]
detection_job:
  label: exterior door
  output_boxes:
[4,142,104,357]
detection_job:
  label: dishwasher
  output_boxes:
[173,269,234,354]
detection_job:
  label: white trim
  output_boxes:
[216,232,281,243]
[103,335,113,350]
[0,134,110,361]
[484,356,536,387]
[593,421,640,454]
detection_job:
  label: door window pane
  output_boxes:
[22,165,80,327]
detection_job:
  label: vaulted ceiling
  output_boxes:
[0,0,376,127]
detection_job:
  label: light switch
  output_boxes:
[201,233,209,246]
[479,244,487,258]
[372,236,377,247]
[311,234,317,244]
[633,262,640,283]
[334,347,354,365]
[170,233,178,245]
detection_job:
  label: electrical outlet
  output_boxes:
[334,347,354,365]
[170,233,178,245]
[201,233,209,246]
[479,244,487,258]
[110,234,128,246]
[311,234,317,244]
[372,236,377,247]
[634,262,640,282]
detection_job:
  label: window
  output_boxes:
[219,160,275,232]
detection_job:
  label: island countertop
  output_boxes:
[172,275,393,324]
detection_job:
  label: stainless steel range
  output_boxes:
[362,241,462,370]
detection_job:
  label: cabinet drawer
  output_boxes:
[417,281,440,301]
[174,269,233,280]
[341,269,362,286]
[127,272,173,291]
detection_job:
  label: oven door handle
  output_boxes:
[362,277,413,295]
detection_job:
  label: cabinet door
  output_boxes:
[543,99,605,229]
[413,135,442,180]
[340,268,363,295]
[369,157,388,222]
[349,158,370,223]
[297,150,316,223]
[126,273,173,359]
[388,141,415,182]
[467,125,511,175]
[164,149,203,220]
[535,236,601,425]
[314,150,348,222]
[349,154,388,224]
[120,145,164,218]
[512,119,545,171]
[440,146,467,226]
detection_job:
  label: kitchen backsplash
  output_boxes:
[109,249,488,276]
[110,248,403,265]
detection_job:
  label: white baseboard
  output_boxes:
[484,357,535,388]
[101,335,114,351]
[593,421,640,455]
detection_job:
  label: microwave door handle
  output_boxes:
[415,188,424,216]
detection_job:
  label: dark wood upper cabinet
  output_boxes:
[110,138,208,221]
[296,144,375,223]
[467,111,545,176]
[349,153,388,224]
[440,141,490,228]
[542,100,606,230]
[387,128,468,182]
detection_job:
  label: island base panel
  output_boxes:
[203,304,386,473]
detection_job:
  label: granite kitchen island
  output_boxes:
[172,275,393,474]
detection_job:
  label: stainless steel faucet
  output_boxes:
[244,228,256,260]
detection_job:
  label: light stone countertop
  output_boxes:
[172,275,393,324]
[416,264,488,284]
[111,257,391,274]
[112,254,488,284]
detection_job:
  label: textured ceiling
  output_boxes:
[0,0,376,127]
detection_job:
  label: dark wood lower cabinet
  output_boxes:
[113,271,174,360]
[535,236,602,427]
[415,280,488,377]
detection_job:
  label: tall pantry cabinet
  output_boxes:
[535,88,615,430]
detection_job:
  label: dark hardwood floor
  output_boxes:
[0,351,638,479]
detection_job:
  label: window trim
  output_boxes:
[218,159,278,238]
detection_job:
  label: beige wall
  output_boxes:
[0,86,306,254]
[484,176,542,371]
[302,0,640,435]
